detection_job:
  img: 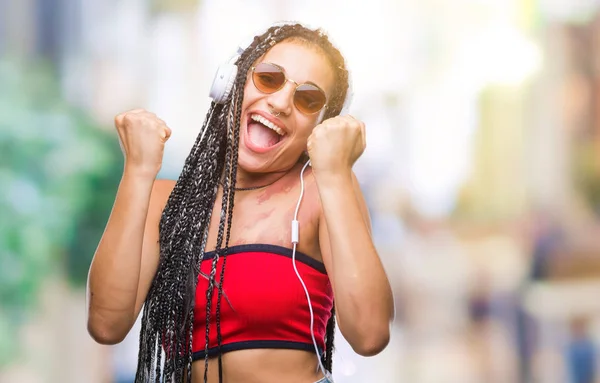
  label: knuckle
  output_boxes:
[322,121,335,130]
[122,113,136,125]
[154,122,165,132]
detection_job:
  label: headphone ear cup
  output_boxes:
[209,63,238,103]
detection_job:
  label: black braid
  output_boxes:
[134,23,350,383]
[322,307,336,372]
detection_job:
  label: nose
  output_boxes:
[266,80,295,116]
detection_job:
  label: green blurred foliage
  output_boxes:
[0,58,122,366]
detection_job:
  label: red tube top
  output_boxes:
[192,244,334,361]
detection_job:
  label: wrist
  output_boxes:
[123,163,159,181]
[313,167,353,189]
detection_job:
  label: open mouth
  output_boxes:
[246,113,286,150]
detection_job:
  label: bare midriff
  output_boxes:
[191,348,325,383]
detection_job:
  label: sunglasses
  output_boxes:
[250,62,328,115]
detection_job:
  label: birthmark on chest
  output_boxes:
[254,208,276,222]
[240,207,276,231]
[256,175,299,204]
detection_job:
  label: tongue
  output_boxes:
[248,122,280,148]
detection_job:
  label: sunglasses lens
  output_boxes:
[294,84,327,114]
[253,63,286,93]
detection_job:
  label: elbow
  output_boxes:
[87,314,128,345]
[352,332,390,357]
[346,323,391,357]
[88,322,126,345]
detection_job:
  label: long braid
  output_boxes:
[215,80,245,381]
[134,23,350,383]
[323,307,336,372]
[203,86,238,383]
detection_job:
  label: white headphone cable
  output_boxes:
[291,159,332,382]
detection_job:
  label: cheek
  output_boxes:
[298,117,319,138]
[241,86,257,110]
[293,124,316,148]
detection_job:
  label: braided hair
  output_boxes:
[134,23,350,383]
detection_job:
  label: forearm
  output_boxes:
[315,170,394,351]
[87,167,155,337]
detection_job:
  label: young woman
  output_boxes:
[86,23,394,383]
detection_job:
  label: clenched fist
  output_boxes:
[306,115,366,176]
[114,109,171,177]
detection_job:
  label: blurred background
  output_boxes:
[3,0,600,382]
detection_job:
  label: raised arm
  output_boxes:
[308,115,394,356]
[86,109,174,344]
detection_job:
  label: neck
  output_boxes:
[221,167,289,191]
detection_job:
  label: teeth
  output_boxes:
[250,114,285,136]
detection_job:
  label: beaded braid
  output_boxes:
[134,23,350,383]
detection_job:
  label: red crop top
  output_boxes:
[192,244,334,361]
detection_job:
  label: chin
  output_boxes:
[236,151,268,174]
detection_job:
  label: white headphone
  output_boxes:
[208,22,354,117]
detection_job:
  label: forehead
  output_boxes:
[260,41,335,94]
